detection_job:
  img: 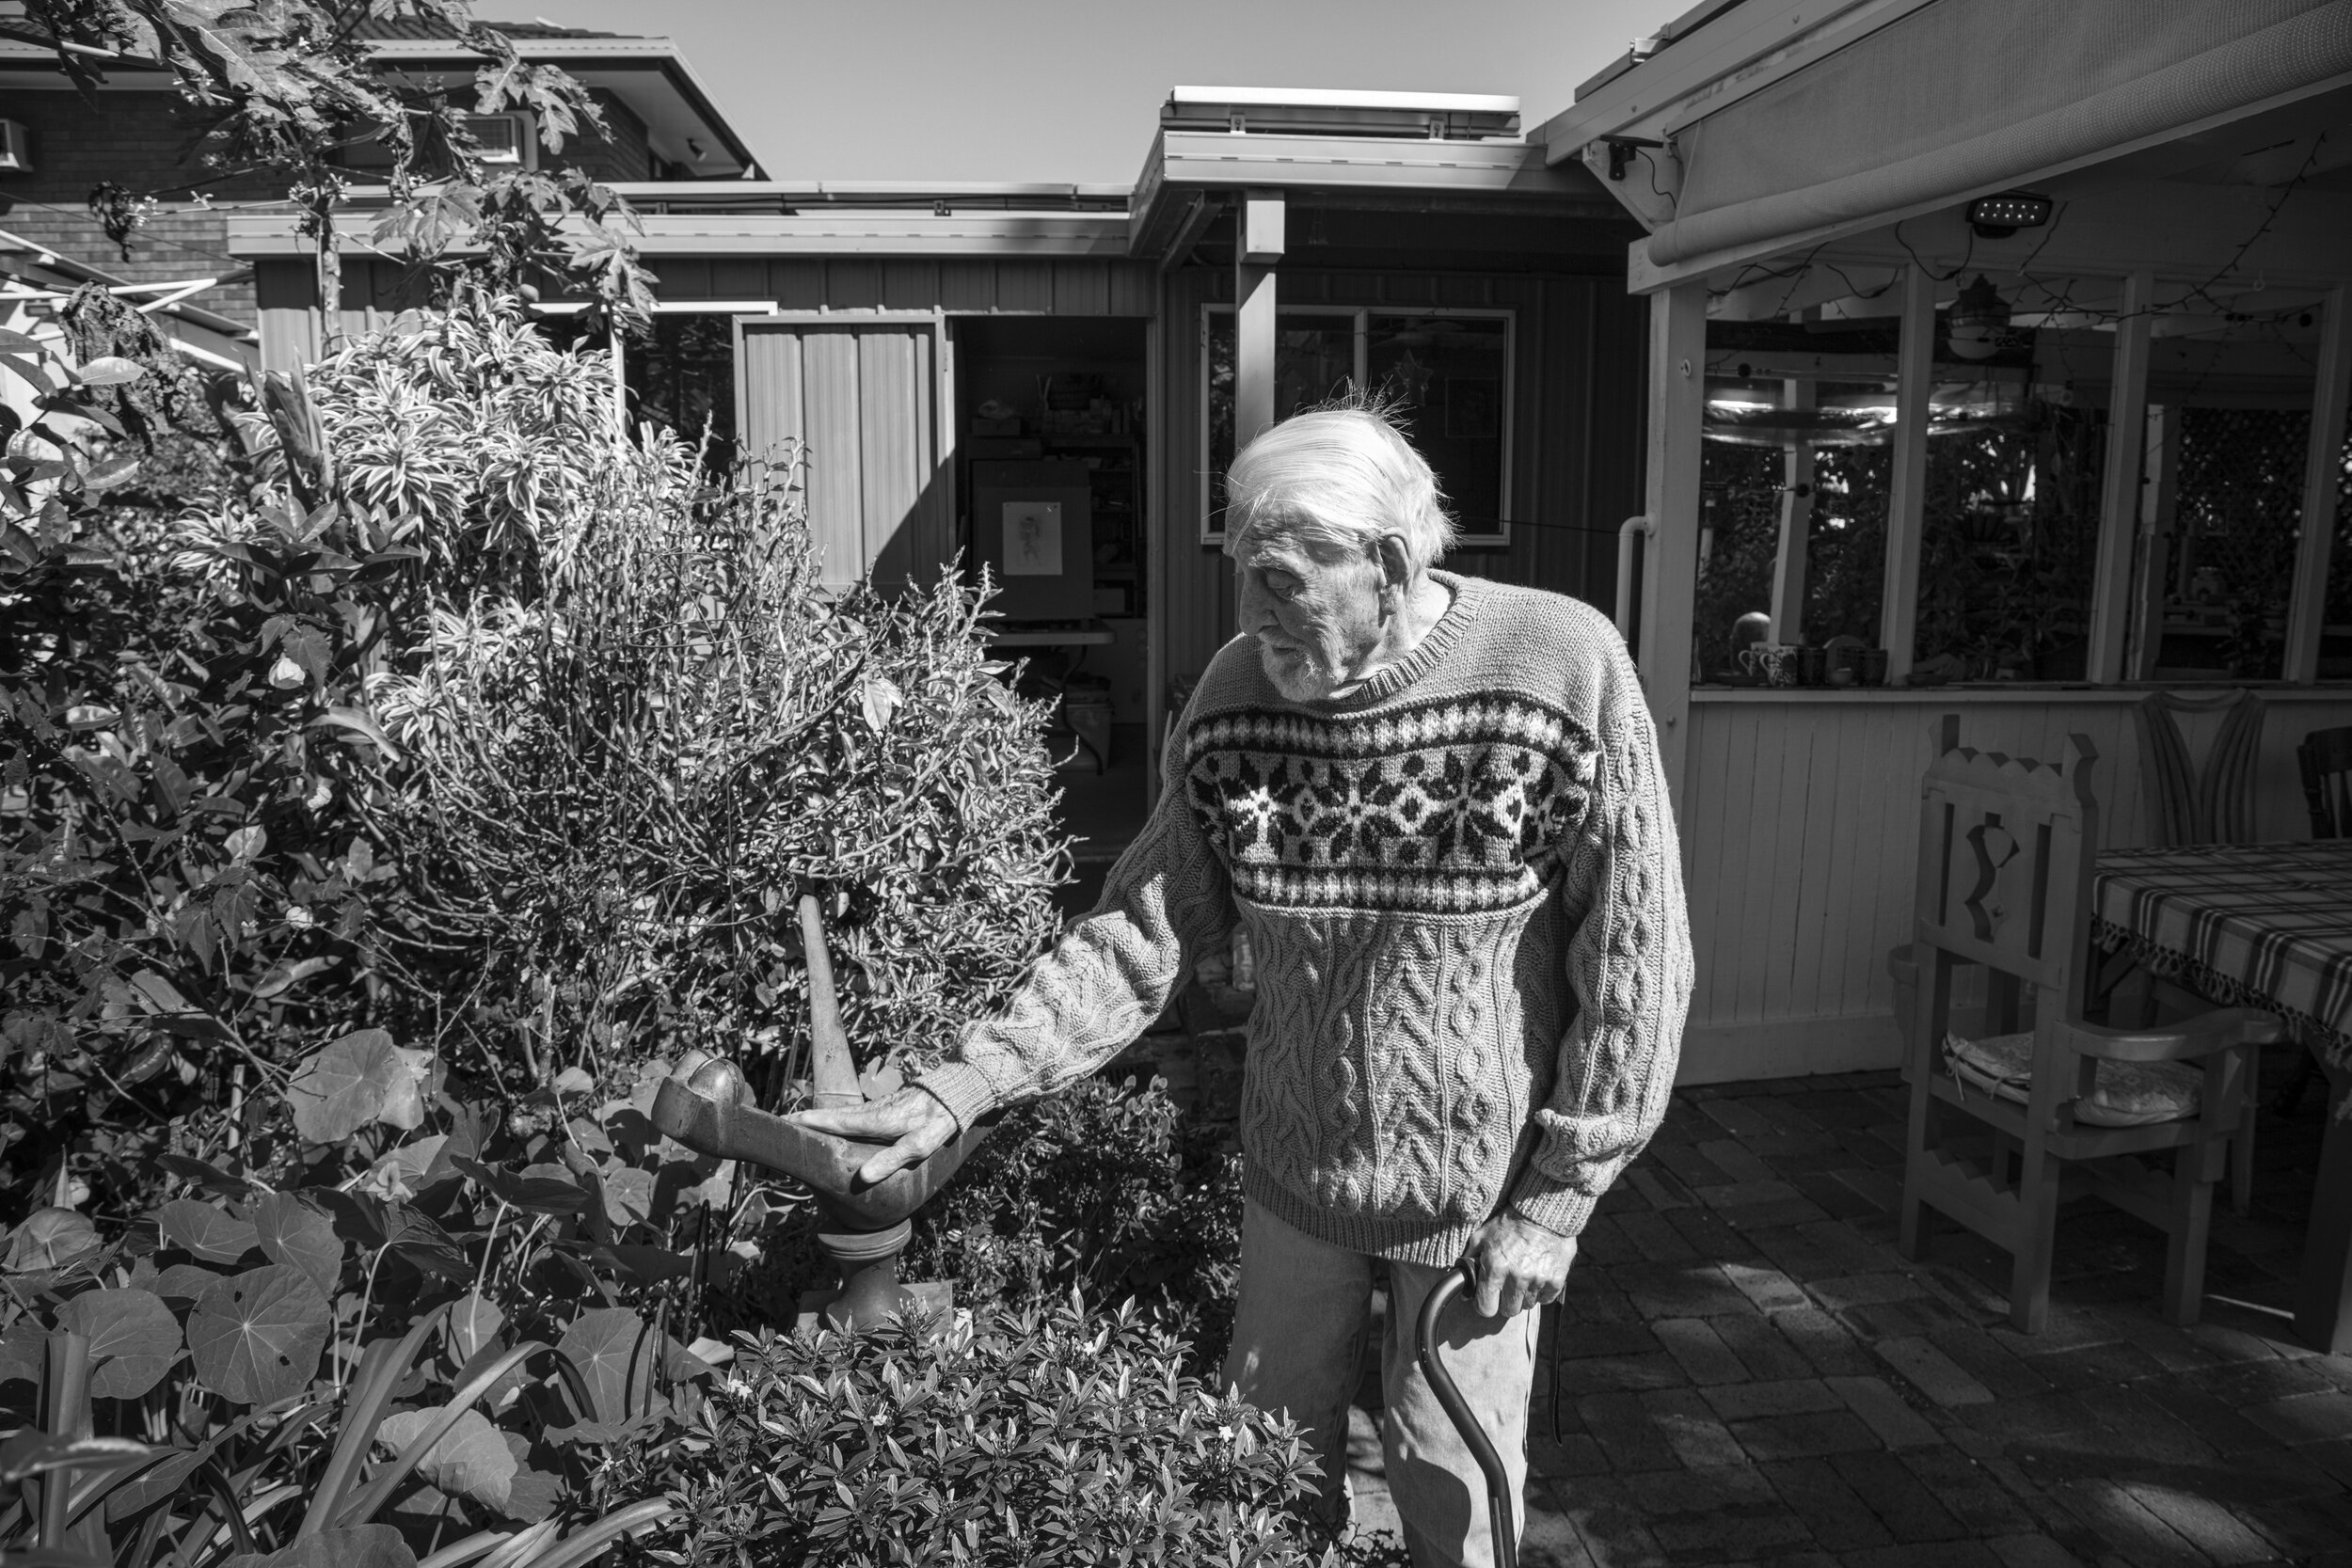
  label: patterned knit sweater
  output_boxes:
[918,572,1693,1266]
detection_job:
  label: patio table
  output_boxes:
[2092,841,2352,1352]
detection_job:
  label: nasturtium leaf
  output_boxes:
[358,1134,448,1201]
[157,1199,260,1264]
[248,1192,342,1294]
[378,1047,435,1131]
[497,1440,562,1523]
[311,1187,389,1250]
[150,1262,223,1304]
[377,1406,518,1511]
[451,1156,587,1215]
[4,1208,99,1273]
[153,1153,253,1197]
[187,1264,330,1408]
[557,1306,659,1424]
[284,1027,405,1143]
[105,1446,204,1523]
[55,1289,181,1399]
[448,1292,504,1363]
[381,1204,469,1280]
[600,1165,654,1228]
[218,1524,417,1568]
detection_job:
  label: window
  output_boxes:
[1201,305,1512,545]
[465,114,530,167]
[338,112,533,173]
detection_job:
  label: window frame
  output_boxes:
[1198,302,1515,547]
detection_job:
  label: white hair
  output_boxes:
[1223,404,1456,572]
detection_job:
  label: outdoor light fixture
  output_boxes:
[1947,274,2011,361]
[1965,190,2053,239]
[1603,135,1663,182]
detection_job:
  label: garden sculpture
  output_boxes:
[651,895,992,1330]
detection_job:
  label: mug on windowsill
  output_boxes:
[1738,644,1800,687]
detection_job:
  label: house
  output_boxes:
[1542,0,2352,1080]
[200,59,1655,847]
[0,13,752,362]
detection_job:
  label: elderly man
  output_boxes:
[803,404,1692,1568]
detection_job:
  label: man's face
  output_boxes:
[1233,521,1388,703]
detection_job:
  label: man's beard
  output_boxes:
[1257,638,1343,703]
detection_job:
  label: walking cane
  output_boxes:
[1414,1261,1519,1568]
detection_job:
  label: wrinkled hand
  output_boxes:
[1463,1212,1580,1318]
[791,1087,960,1187]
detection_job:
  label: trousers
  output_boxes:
[1220,1199,1538,1568]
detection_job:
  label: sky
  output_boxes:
[520,0,1690,185]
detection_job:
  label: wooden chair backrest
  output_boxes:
[2301,724,2352,840]
[1913,716,2100,1017]
[2134,689,2265,847]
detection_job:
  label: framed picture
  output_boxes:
[1002,500,1063,576]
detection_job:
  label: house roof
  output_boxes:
[0,11,759,178]
[1546,0,2352,296]
[351,16,627,40]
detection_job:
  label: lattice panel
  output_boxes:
[1915,404,2102,680]
[1693,442,1782,674]
[2171,407,2305,679]
[1806,444,1890,646]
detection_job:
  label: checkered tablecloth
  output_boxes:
[2093,841,2352,1066]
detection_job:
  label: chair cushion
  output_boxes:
[1941,1030,2203,1127]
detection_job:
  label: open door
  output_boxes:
[734,312,954,594]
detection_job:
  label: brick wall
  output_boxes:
[0,90,287,330]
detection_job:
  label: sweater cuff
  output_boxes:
[1508,1169,1601,1239]
[913,1060,1001,1134]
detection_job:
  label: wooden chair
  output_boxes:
[2134,689,2265,848]
[2125,688,2267,1211]
[1898,717,2280,1331]
[2299,724,2352,839]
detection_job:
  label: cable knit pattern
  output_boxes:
[916,573,1693,1266]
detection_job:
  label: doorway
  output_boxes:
[950,315,1152,895]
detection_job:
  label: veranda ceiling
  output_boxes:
[1548,0,2352,296]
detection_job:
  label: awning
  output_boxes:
[1647,0,2352,270]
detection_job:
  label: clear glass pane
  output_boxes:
[626,314,739,474]
[1805,444,1890,647]
[1694,442,1780,678]
[1913,402,2102,681]
[1204,310,1358,534]
[1367,314,1509,528]
[2162,407,2304,681]
[1692,428,1892,682]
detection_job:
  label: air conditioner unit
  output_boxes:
[467,114,528,166]
[0,119,34,175]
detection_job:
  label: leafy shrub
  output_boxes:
[0,1031,729,1564]
[898,1075,1244,1375]
[330,297,1070,1089]
[643,1296,1330,1568]
[1,317,409,1225]
[3,292,1069,1228]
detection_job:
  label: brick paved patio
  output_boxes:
[1341,1045,2352,1568]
